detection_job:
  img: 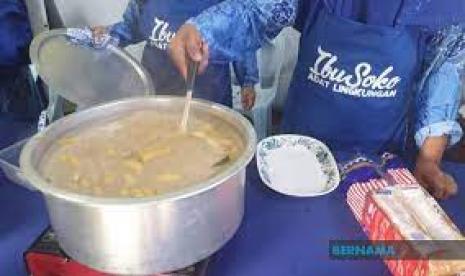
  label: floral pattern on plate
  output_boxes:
[256,135,340,196]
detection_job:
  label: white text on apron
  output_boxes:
[149,17,176,50]
[307,46,401,98]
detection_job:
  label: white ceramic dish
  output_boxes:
[256,135,340,197]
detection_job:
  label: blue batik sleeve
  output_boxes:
[233,51,259,88]
[109,0,144,47]
[188,0,298,61]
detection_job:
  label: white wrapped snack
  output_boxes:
[365,185,465,275]
[391,186,463,241]
[372,189,436,258]
[373,190,431,241]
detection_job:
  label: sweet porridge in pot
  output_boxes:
[39,110,245,198]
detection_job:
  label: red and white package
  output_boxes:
[346,168,465,275]
[347,168,416,222]
[361,185,465,276]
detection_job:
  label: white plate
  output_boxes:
[256,135,340,197]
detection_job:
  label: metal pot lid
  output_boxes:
[30,28,154,108]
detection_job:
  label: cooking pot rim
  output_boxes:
[20,96,256,206]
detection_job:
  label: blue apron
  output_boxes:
[138,0,232,106]
[282,6,421,156]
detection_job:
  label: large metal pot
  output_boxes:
[20,96,256,275]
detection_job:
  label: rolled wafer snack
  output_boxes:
[392,186,462,240]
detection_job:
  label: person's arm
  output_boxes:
[188,0,298,61]
[233,51,259,89]
[414,28,465,199]
[415,136,458,199]
[108,0,144,47]
[233,51,259,110]
[415,61,463,149]
[169,0,299,78]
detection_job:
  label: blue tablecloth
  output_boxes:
[205,161,465,276]
[1,118,465,275]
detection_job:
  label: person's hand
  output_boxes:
[415,136,457,200]
[90,26,109,45]
[241,86,256,111]
[168,24,209,79]
[415,157,457,199]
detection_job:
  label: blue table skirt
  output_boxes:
[0,116,48,276]
[1,141,465,275]
[0,175,48,276]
